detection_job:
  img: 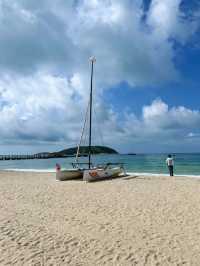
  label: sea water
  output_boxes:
[0,153,200,176]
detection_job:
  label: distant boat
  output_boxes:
[56,57,125,181]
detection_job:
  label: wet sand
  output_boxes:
[1,171,200,265]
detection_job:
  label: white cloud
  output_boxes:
[0,72,88,144]
[147,0,199,44]
[115,99,200,151]
[68,0,181,86]
[187,131,200,138]
[0,71,200,152]
[143,99,168,120]
[0,0,199,84]
[141,99,200,130]
[148,0,182,38]
[0,1,199,152]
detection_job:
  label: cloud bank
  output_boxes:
[0,0,199,152]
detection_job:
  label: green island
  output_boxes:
[49,146,118,158]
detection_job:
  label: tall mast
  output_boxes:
[88,56,96,169]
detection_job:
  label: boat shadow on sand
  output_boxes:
[86,174,128,183]
[85,174,139,183]
[122,175,139,180]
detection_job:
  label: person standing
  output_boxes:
[166,154,174,176]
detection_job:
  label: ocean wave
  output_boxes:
[4,169,56,173]
[127,172,200,178]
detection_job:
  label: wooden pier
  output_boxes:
[0,152,74,160]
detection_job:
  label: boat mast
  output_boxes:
[88,56,96,169]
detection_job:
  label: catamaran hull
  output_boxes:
[83,167,123,182]
[56,169,83,181]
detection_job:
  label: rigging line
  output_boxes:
[81,112,89,151]
[93,106,105,147]
[83,113,89,146]
[75,99,90,164]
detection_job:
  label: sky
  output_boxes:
[0,0,200,154]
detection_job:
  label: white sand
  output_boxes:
[1,171,200,265]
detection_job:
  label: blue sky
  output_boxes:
[0,0,200,154]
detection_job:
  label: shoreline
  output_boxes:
[1,169,200,179]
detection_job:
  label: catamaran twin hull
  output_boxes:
[83,166,124,182]
[56,165,125,182]
[56,169,83,181]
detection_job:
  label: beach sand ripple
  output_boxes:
[1,172,200,265]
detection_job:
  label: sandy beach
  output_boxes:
[1,172,200,265]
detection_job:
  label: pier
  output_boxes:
[0,153,49,160]
[0,153,88,161]
[0,153,69,161]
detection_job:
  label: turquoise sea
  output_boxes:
[0,153,200,176]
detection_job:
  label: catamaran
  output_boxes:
[56,57,125,181]
[56,164,83,181]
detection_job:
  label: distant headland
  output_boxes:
[50,146,118,157]
[0,146,118,160]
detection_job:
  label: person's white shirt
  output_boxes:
[166,157,174,166]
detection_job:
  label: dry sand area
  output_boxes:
[1,171,200,265]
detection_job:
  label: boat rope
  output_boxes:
[75,99,90,164]
[93,105,105,147]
